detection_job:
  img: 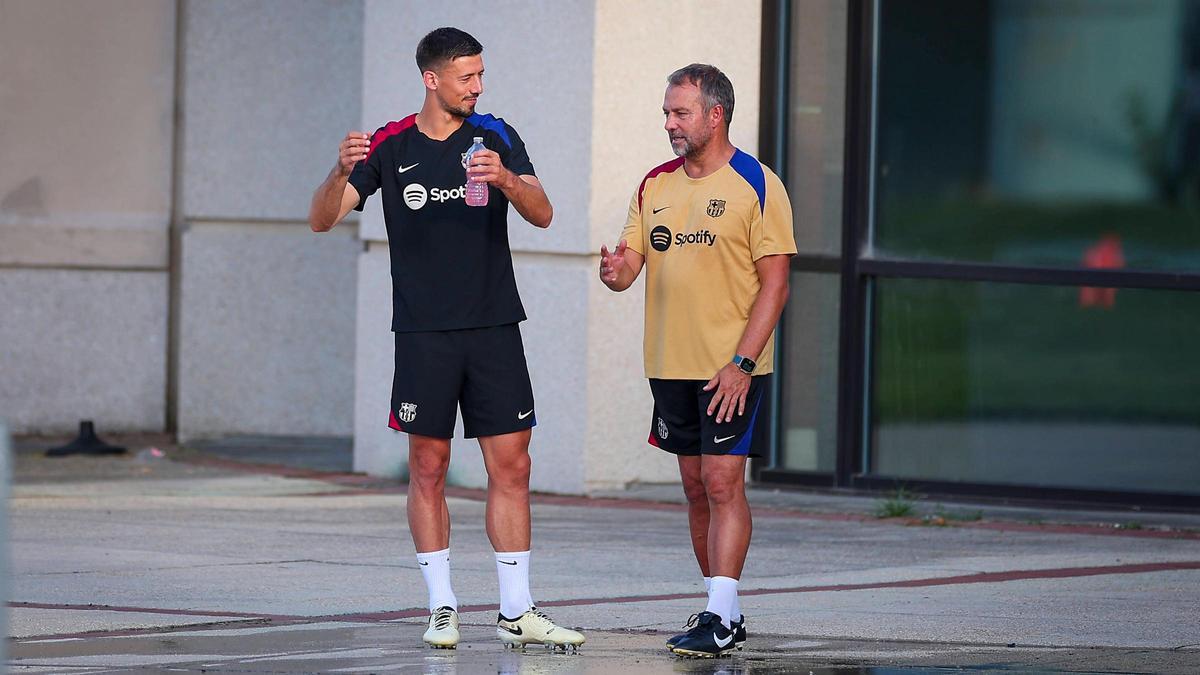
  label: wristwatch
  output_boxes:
[732,354,756,375]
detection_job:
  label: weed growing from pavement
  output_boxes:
[873,485,918,518]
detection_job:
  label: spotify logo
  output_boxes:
[650,225,672,252]
[403,183,428,210]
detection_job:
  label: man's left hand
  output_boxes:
[703,363,751,423]
[467,149,515,190]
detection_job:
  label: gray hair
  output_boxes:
[668,63,735,128]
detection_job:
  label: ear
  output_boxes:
[422,70,438,91]
[710,104,724,129]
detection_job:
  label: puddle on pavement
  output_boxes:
[2,622,1096,674]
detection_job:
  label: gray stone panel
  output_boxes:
[0,0,174,267]
[177,223,357,438]
[514,255,589,494]
[183,0,364,220]
[359,1,593,253]
[0,269,167,434]
[351,244,407,476]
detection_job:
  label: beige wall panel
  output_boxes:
[584,0,762,487]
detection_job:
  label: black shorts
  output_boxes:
[388,324,536,439]
[647,375,771,457]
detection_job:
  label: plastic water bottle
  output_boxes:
[465,136,489,207]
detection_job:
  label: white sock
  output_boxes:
[706,576,738,628]
[416,548,457,612]
[495,550,533,619]
[704,575,712,593]
[731,587,742,623]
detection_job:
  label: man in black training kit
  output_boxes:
[309,27,584,652]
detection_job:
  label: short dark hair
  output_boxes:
[416,27,483,73]
[668,63,735,128]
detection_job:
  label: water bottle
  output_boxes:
[465,136,489,207]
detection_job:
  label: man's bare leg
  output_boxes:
[478,429,532,551]
[701,454,751,630]
[677,455,712,577]
[407,434,453,551]
[407,434,460,647]
[702,454,751,578]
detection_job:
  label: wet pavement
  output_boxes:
[6,435,1200,673]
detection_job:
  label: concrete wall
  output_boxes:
[353,0,763,492]
[2,1,767,495]
[176,0,363,439]
[0,0,175,433]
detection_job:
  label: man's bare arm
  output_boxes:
[733,254,791,363]
[310,132,369,232]
[466,150,553,228]
[704,254,791,422]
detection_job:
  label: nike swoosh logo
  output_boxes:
[419,561,429,566]
[714,435,736,444]
[500,625,523,636]
[398,163,419,173]
[714,633,733,648]
[518,410,533,420]
[652,206,670,214]
[498,560,518,566]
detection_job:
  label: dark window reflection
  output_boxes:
[871,278,1200,494]
[876,0,1200,271]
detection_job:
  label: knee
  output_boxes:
[681,476,708,506]
[408,452,449,492]
[702,473,743,506]
[490,451,530,491]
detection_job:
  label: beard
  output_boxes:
[441,97,478,119]
[670,129,711,158]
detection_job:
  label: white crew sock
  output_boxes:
[704,575,712,593]
[495,550,534,619]
[706,576,738,628]
[731,587,742,623]
[416,548,457,612]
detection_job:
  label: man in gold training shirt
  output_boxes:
[599,63,797,659]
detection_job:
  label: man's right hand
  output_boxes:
[599,240,628,286]
[338,131,371,176]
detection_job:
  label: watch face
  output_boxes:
[738,357,756,374]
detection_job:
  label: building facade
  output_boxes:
[2,0,1195,505]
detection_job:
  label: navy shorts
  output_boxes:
[388,324,536,439]
[647,375,771,456]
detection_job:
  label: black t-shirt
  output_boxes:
[349,113,535,332]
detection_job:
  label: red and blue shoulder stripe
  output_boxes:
[364,114,417,162]
[728,149,767,215]
[636,157,685,211]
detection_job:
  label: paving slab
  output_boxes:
[6,441,1200,673]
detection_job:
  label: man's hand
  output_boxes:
[466,148,515,190]
[703,362,751,423]
[599,240,628,286]
[338,131,370,176]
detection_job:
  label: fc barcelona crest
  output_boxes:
[398,402,418,424]
[707,199,726,218]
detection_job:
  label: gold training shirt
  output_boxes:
[620,150,797,380]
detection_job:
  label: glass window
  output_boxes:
[870,277,1200,494]
[777,272,841,472]
[874,0,1200,271]
[788,0,847,255]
